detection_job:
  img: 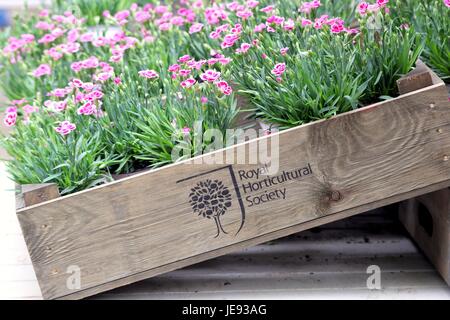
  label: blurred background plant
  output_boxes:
[391,0,449,81]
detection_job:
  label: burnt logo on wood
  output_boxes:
[177,165,246,238]
[189,179,232,237]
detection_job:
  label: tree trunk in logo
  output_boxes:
[189,179,232,238]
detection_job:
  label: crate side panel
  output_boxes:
[17,84,450,299]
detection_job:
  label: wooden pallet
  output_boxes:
[399,188,450,285]
[15,62,450,299]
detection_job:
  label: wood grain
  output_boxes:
[397,60,434,95]
[399,188,450,285]
[16,184,60,210]
[16,71,450,299]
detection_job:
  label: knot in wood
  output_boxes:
[328,190,342,202]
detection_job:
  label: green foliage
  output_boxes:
[0,109,112,195]
[230,16,423,128]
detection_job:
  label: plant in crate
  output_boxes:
[227,0,423,128]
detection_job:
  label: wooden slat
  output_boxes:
[16,184,60,210]
[397,60,435,95]
[399,188,450,285]
[16,77,450,299]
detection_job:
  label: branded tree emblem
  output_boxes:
[189,179,232,238]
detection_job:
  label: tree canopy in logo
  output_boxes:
[189,179,232,238]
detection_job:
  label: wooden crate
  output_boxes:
[16,63,450,299]
[399,188,450,285]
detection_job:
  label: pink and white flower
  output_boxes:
[216,81,233,95]
[189,23,204,34]
[55,121,76,136]
[181,78,197,88]
[178,55,192,63]
[271,63,286,76]
[200,69,221,82]
[32,64,52,78]
[138,70,159,79]
[77,101,97,116]
[3,109,17,127]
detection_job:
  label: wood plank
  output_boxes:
[399,188,450,285]
[16,78,450,299]
[16,184,60,210]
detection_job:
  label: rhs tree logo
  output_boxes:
[189,179,232,238]
[177,165,246,238]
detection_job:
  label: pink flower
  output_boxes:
[266,26,276,33]
[79,32,94,43]
[216,81,233,95]
[358,2,369,15]
[3,110,17,127]
[21,34,35,43]
[86,90,104,101]
[280,47,289,56]
[82,56,100,69]
[32,64,52,77]
[236,42,252,54]
[77,101,97,116]
[182,127,191,135]
[171,16,185,26]
[179,69,192,77]
[45,48,63,61]
[201,96,208,104]
[44,100,67,112]
[115,10,130,22]
[159,22,172,31]
[180,78,197,88]
[48,87,72,98]
[301,18,313,27]
[209,30,221,39]
[82,82,95,92]
[218,57,232,65]
[377,0,389,8]
[299,0,321,14]
[114,77,122,85]
[271,63,286,76]
[39,9,49,17]
[6,106,17,113]
[254,23,266,32]
[168,64,180,73]
[331,22,344,34]
[189,23,204,34]
[135,10,151,23]
[283,19,295,31]
[95,72,113,82]
[178,55,192,63]
[55,121,76,136]
[35,21,54,31]
[260,5,275,13]
[138,70,159,79]
[236,10,253,20]
[200,69,221,82]
[445,0,450,8]
[267,15,285,25]
[247,0,260,8]
[38,34,57,44]
[23,104,38,114]
[71,78,84,88]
